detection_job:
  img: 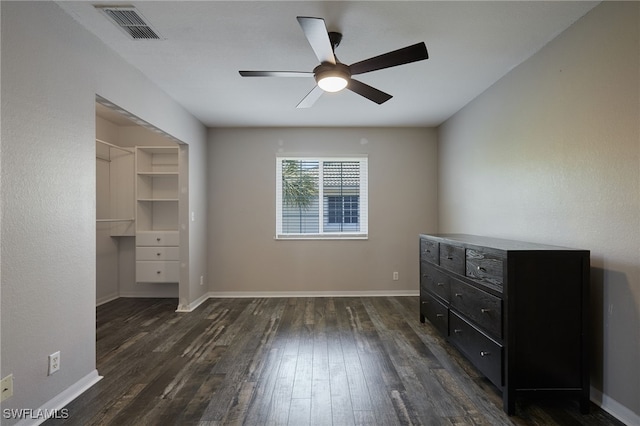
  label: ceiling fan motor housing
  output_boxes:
[314,62,351,84]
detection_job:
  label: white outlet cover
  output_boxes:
[48,351,60,375]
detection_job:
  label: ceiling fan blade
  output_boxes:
[349,42,428,75]
[297,16,336,64]
[296,85,324,108]
[239,71,313,78]
[347,79,393,104]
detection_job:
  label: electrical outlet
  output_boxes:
[48,351,60,375]
[393,271,399,281]
[1,374,13,402]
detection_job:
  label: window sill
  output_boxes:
[275,234,368,241]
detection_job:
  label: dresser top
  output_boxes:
[420,233,588,253]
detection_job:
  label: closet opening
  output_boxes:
[95,97,188,310]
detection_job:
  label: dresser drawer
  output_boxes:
[449,311,503,388]
[421,292,448,336]
[136,246,180,261]
[136,231,179,247]
[466,249,504,291]
[439,244,465,275]
[420,238,439,264]
[451,279,502,339]
[421,262,450,302]
[136,261,180,282]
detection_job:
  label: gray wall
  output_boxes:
[438,2,639,422]
[0,2,207,421]
[207,127,438,295]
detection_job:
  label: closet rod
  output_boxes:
[96,218,134,223]
[96,138,134,154]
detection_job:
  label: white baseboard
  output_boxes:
[96,293,119,306]
[176,292,210,312]
[15,370,102,426]
[208,290,419,298]
[590,386,639,426]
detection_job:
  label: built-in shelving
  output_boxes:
[135,146,180,283]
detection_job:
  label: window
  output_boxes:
[276,157,368,239]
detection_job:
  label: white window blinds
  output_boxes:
[276,156,368,239]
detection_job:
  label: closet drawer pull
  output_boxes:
[481,308,491,314]
[453,329,462,334]
[455,293,463,298]
[436,314,444,318]
[480,351,491,357]
[437,282,444,287]
[477,266,486,272]
[156,270,162,274]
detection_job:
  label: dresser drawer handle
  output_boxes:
[446,256,454,260]
[436,282,444,287]
[157,238,162,242]
[421,301,428,305]
[436,314,444,318]
[481,308,491,314]
[156,253,161,257]
[480,351,491,357]
[477,266,486,272]
[156,270,162,274]
[455,293,463,298]
[453,329,462,334]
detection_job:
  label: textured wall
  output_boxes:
[438,2,639,422]
[0,2,206,421]
[208,127,438,295]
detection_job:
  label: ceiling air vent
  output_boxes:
[96,5,162,40]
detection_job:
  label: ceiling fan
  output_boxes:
[239,16,429,108]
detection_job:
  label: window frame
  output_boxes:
[275,156,368,240]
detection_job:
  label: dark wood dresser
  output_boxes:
[419,233,590,415]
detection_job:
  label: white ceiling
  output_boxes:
[58,1,599,128]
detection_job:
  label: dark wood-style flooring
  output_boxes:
[46,297,622,425]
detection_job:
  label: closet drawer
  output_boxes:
[439,244,465,275]
[451,279,502,339]
[421,292,448,336]
[136,246,179,261]
[136,261,180,282]
[421,262,450,302]
[466,249,504,291]
[136,231,179,247]
[420,238,439,264]
[449,311,502,388]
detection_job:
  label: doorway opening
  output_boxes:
[95,96,188,310]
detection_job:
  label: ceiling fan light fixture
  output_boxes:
[317,75,348,92]
[314,63,351,93]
